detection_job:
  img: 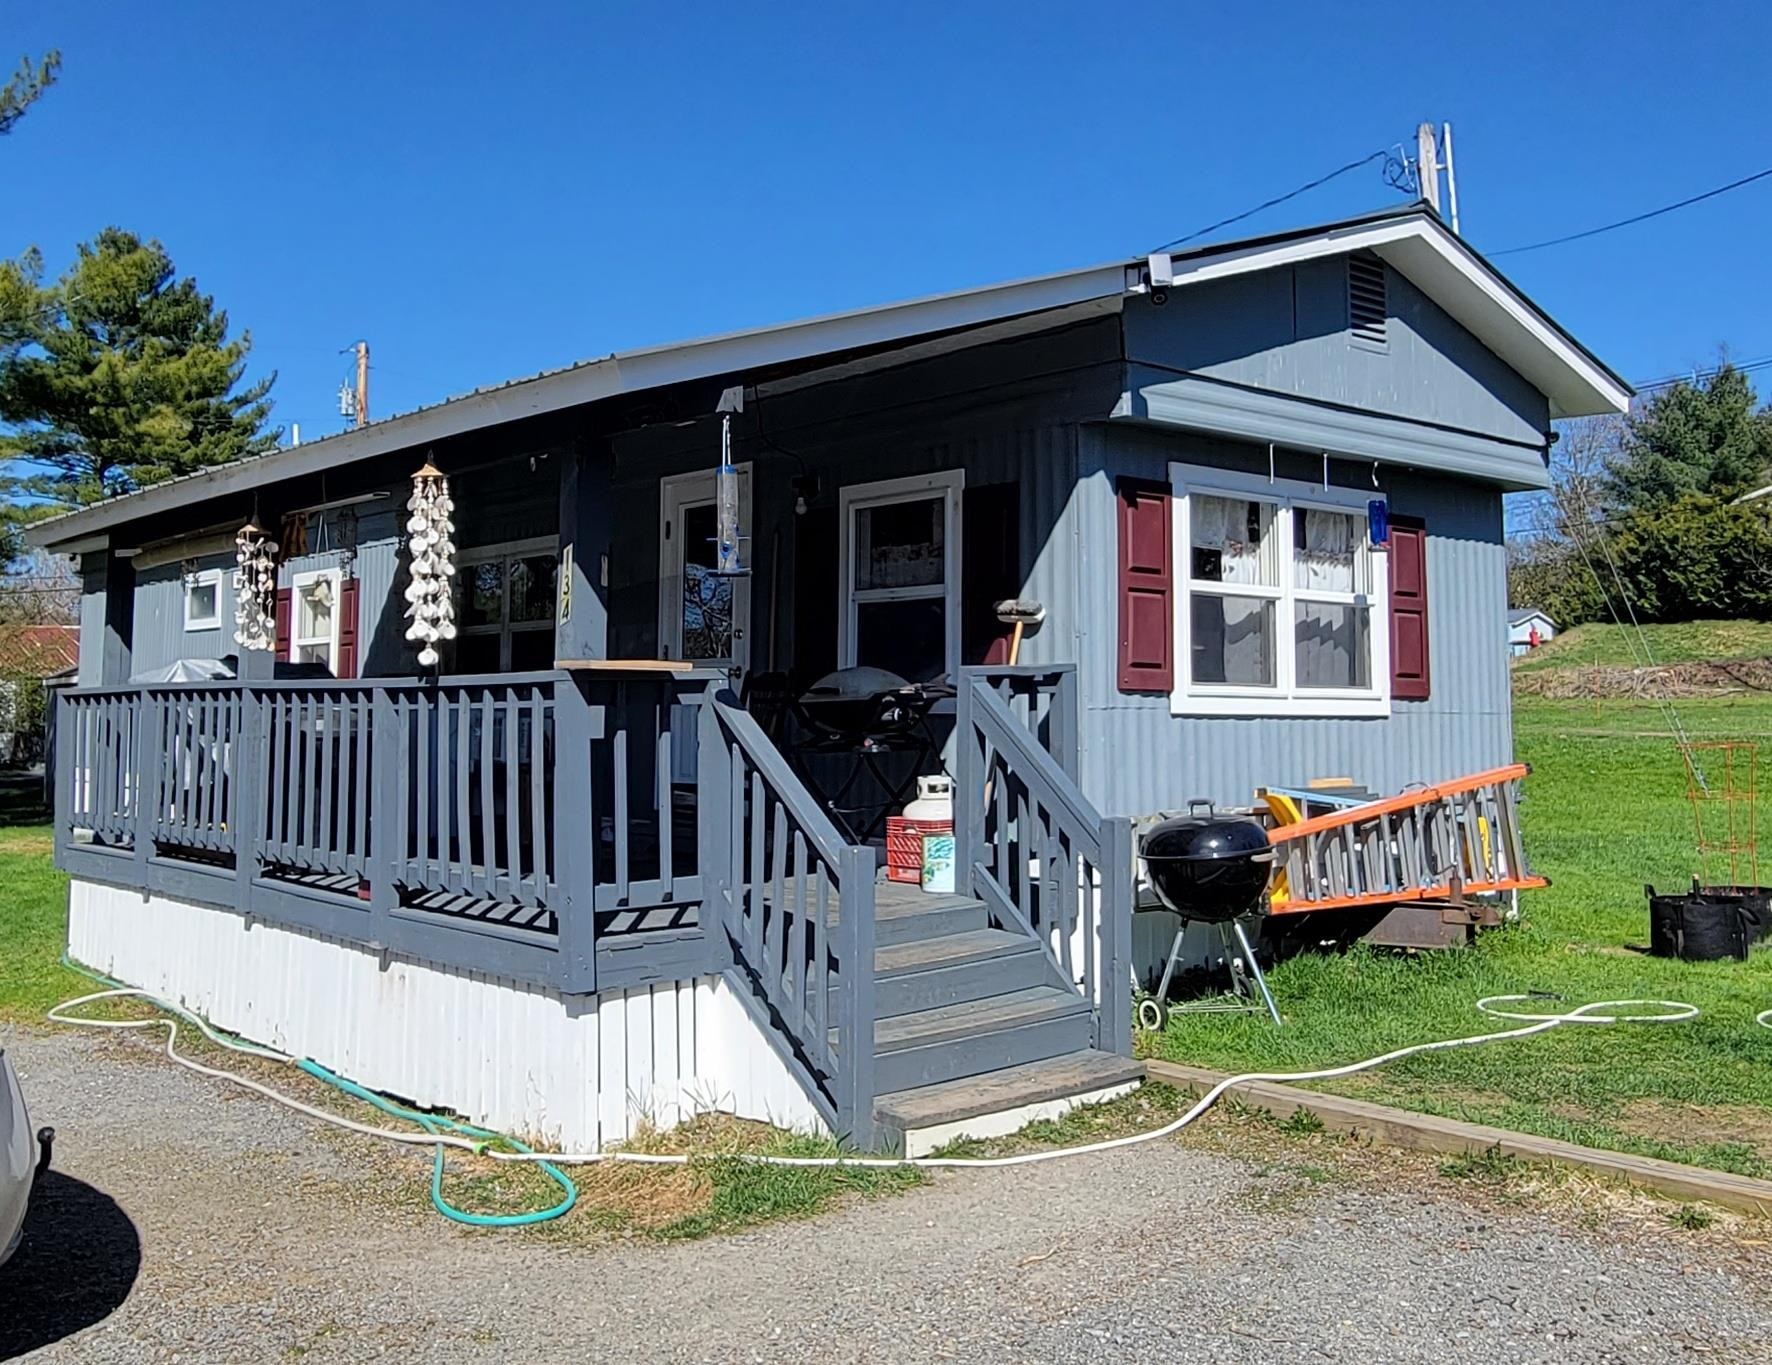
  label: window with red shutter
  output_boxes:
[1388,516,1430,700]
[1117,477,1173,692]
[336,577,360,678]
[274,588,292,664]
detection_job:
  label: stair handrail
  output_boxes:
[700,688,878,1145]
[955,669,1134,1056]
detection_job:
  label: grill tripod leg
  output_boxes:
[1230,918,1282,1025]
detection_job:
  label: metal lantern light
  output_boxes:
[402,457,457,668]
[232,520,279,652]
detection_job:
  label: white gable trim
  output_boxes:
[1149,218,1631,421]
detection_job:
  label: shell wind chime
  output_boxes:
[402,458,457,667]
[232,519,280,651]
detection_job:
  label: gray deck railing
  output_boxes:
[954,666,1133,1057]
[55,669,721,995]
[699,693,876,1140]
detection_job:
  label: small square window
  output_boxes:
[184,569,222,632]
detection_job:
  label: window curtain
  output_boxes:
[1191,496,1269,585]
[1295,509,1356,592]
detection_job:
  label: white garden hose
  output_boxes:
[49,988,1711,1171]
[1759,1008,1771,1031]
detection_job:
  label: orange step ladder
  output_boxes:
[1265,764,1546,915]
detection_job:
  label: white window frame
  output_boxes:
[1169,462,1390,718]
[657,464,753,672]
[838,469,964,684]
[290,567,344,674]
[455,536,558,673]
[183,567,222,633]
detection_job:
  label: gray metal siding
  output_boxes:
[1074,422,1512,819]
[278,536,407,676]
[1123,260,1550,447]
[603,319,1120,670]
[131,553,237,675]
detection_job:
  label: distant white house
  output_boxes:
[1508,607,1556,657]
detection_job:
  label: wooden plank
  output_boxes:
[415,693,431,886]
[611,685,630,899]
[790,831,808,1027]
[503,689,522,904]
[527,692,547,899]
[557,658,694,674]
[748,771,765,968]
[1143,1060,1772,1218]
[477,690,495,899]
[352,694,371,874]
[770,800,788,981]
[319,694,337,865]
[274,696,290,861]
[453,692,471,890]
[655,702,673,897]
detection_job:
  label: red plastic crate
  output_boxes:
[885,815,952,884]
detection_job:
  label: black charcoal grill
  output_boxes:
[1138,801,1282,1028]
[789,667,952,842]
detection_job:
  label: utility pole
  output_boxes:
[1441,121,1461,235]
[354,340,370,429]
[1416,122,1441,215]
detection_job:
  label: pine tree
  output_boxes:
[1604,363,1772,512]
[0,50,60,137]
[0,229,279,509]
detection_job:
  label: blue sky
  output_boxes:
[8,2,1772,438]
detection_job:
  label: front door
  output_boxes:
[658,466,752,672]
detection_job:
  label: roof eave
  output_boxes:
[26,257,1141,551]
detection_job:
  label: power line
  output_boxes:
[1633,355,1772,394]
[1151,148,1402,252]
[1492,165,1772,257]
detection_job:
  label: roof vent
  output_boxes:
[1347,256,1387,347]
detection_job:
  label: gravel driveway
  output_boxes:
[2,1024,1767,1364]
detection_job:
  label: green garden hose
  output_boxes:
[57,954,577,1228]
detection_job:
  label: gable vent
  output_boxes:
[1347,256,1388,347]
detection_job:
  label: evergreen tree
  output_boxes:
[1605,363,1772,512]
[0,229,279,509]
[0,50,60,137]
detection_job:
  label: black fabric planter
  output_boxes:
[1646,885,1754,962]
[1697,885,1772,942]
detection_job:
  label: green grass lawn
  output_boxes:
[0,821,84,1025]
[1513,619,1772,673]
[1144,690,1772,1177]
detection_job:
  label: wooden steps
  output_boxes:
[807,876,1141,1150]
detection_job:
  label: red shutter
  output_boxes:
[337,578,360,678]
[1388,516,1430,700]
[1116,477,1173,692]
[274,588,292,664]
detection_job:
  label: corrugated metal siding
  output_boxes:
[278,533,407,676]
[1122,260,1549,446]
[1075,423,1512,818]
[69,878,827,1148]
[603,320,1119,669]
[130,552,236,675]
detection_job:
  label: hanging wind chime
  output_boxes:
[402,457,457,667]
[232,519,279,652]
